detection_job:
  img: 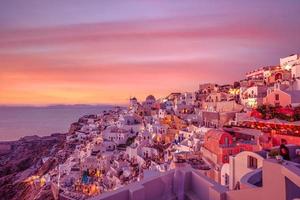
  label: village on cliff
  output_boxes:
[27,54,300,200]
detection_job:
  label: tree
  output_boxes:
[233,81,240,89]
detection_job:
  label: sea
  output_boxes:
[0,105,115,141]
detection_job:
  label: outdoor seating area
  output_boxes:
[237,118,300,137]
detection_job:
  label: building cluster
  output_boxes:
[37,54,300,200]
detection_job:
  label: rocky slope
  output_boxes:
[0,133,66,200]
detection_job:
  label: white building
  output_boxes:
[178,92,195,105]
[82,156,101,170]
[117,114,143,134]
[75,131,88,141]
[139,146,159,159]
[164,100,174,111]
[220,151,266,189]
[126,146,138,159]
[138,130,153,141]
[129,97,139,110]
[240,85,268,108]
[158,109,167,119]
[147,123,168,135]
[102,127,130,145]
[280,54,300,71]
[102,141,116,151]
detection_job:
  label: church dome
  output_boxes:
[146,95,156,102]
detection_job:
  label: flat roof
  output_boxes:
[224,127,263,137]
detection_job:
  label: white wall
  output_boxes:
[229,151,264,190]
[221,163,230,186]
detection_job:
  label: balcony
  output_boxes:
[240,168,263,188]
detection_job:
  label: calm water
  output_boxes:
[0,105,113,141]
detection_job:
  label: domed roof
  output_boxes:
[146,95,156,101]
[205,129,231,142]
[130,97,137,101]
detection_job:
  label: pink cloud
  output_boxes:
[0,16,299,105]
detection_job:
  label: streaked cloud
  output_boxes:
[0,1,299,105]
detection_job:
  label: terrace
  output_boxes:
[88,168,227,200]
[59,158,300,200]
[227,159,300,200]
[235,118,300,137]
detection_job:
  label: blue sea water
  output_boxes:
[0,105,113,141]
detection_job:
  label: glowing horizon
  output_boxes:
[1,1,300,105]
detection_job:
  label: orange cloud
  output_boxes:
[0,17,299,105]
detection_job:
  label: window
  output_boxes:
[224,137,229,146]
[275,94,280,101]
[225,174,229,185]
[247,156,258,169]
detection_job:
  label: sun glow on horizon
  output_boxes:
[1,1,300,105]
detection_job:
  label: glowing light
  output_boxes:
[229,88,240,95]
[284,64,292,70]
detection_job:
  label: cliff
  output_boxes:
[0,133,66,200]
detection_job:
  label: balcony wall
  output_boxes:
[226,159,300,200]
[89,167,227,200]
[81,159,300,200]
[240,168,262,188]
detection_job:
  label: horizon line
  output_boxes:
[0,103,127,107]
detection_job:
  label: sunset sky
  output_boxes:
[0,1,300,106]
